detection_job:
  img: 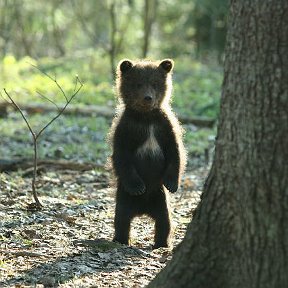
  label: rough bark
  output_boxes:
[148,1,288,287]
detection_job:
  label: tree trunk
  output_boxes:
[109,1,117,79]
[51,2,66,57]
[142,0,157,58]
[148,1,288,287]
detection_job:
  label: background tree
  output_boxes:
[142,0,157,58]
[192,0,227,59]
[0,0,228,63]
[51,0,66,57]
[148,0,288,287]
[0,0,17,57]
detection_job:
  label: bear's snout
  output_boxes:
[142,93,155,110]
[141,86,155,107]
[144,95,153,101]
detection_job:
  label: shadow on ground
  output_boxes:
[0,240,152,287]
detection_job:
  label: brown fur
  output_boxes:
[108,59,186,248]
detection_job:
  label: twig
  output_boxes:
[3,89,36,141]
[3,67,83,208]
[4,88,40,208]
[36,90,60,111]
[29,63,68,103]
[36,77,83,139]
[0,91,11,104]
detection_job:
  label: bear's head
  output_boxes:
[116,59,174,112]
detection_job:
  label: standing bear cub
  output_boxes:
[109,59,186,249]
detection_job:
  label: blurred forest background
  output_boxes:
[1,0,227,282]
[0,0,227,169]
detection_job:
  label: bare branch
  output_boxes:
[3,69,83,209]
[3,89,36,140]
[36,90,60,111]
[3,88,41,208]
[29,63,68,103]
[0,91,11,104]
[75,75,83,89]
[36,76,83,139]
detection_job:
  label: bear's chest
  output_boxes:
[136,125,163,158]
[134,124,165,187]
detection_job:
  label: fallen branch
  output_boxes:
[0,102,216,128]
[178,115,215,128]
[0,158,100,172]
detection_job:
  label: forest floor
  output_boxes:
[0,109,213,287]
[0,166,208,288]
[0,55,219,287]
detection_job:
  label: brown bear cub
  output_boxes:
[108,59,186,249]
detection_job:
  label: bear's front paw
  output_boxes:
[163,174,178,193]
[125,177,146,196]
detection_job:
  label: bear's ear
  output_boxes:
[119,59,133,73]
[159,59,174,73]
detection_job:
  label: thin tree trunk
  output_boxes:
[14,4,33,57]
[51,2,65,57]
[109,1,117,79]
[148,1,288,287]
[142,0,157,58]
[0,0,16,57]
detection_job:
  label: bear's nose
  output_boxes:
[144,95,153,101]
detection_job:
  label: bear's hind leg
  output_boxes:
[153,210,171,249]
[150,190,171,249]
[113,201,133,245]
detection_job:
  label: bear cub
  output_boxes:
[109,59,186,249]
